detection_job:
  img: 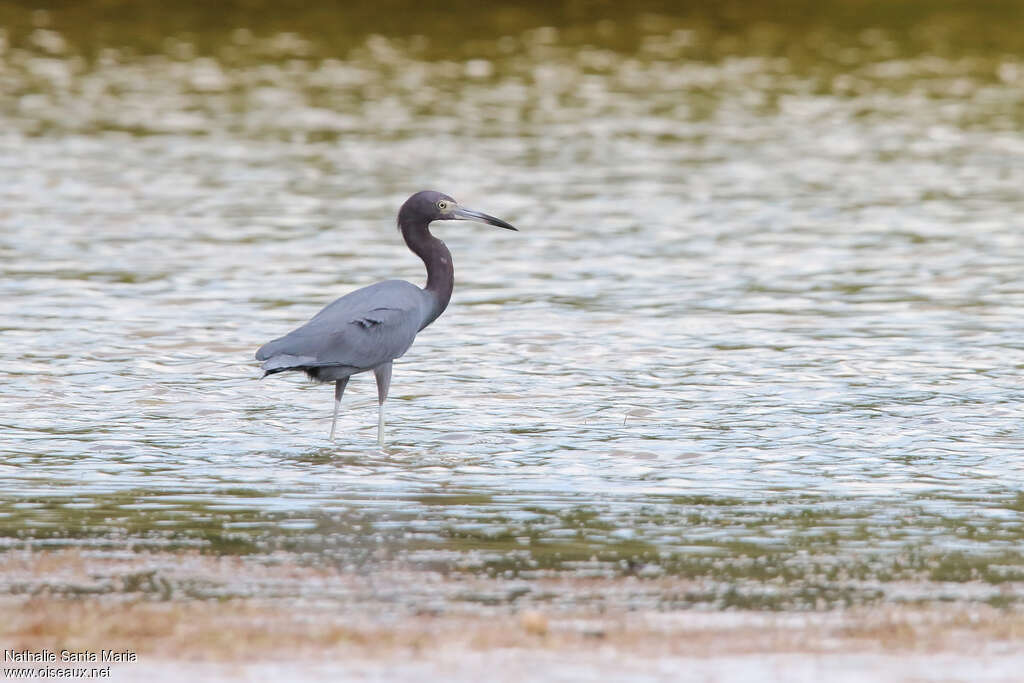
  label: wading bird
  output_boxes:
[255,191,517,445]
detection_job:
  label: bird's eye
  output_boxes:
[437,200,449,211]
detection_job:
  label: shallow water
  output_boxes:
[2,4,1024,609]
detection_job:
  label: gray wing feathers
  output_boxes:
[259,353,319,373]
[256,280,427,373]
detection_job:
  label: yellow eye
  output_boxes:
[437,200,449,211]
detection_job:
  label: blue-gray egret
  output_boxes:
[255,190,517,444]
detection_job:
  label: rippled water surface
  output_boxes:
[2,3,1024,608]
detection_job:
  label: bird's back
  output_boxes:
[256,280,430,379]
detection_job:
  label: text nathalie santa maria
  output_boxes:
[4,651,137,664]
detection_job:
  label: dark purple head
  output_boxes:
[397,190,517,231]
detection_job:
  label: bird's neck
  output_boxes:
[400,220,453,328]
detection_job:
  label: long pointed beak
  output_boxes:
[450,206,518,231]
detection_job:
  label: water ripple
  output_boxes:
[2,19,1024,607]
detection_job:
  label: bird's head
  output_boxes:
[398,190,517,231]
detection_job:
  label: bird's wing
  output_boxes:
[255,280,427,372]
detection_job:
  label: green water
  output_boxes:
[1,0,1024,610]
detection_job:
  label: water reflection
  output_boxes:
[2,3,1024,609]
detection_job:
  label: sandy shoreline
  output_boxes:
[2,550,1023,681]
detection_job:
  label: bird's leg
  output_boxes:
[329,377,349,441]
[373,362,393,446]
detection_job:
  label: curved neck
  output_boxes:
[399,218,453,328]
